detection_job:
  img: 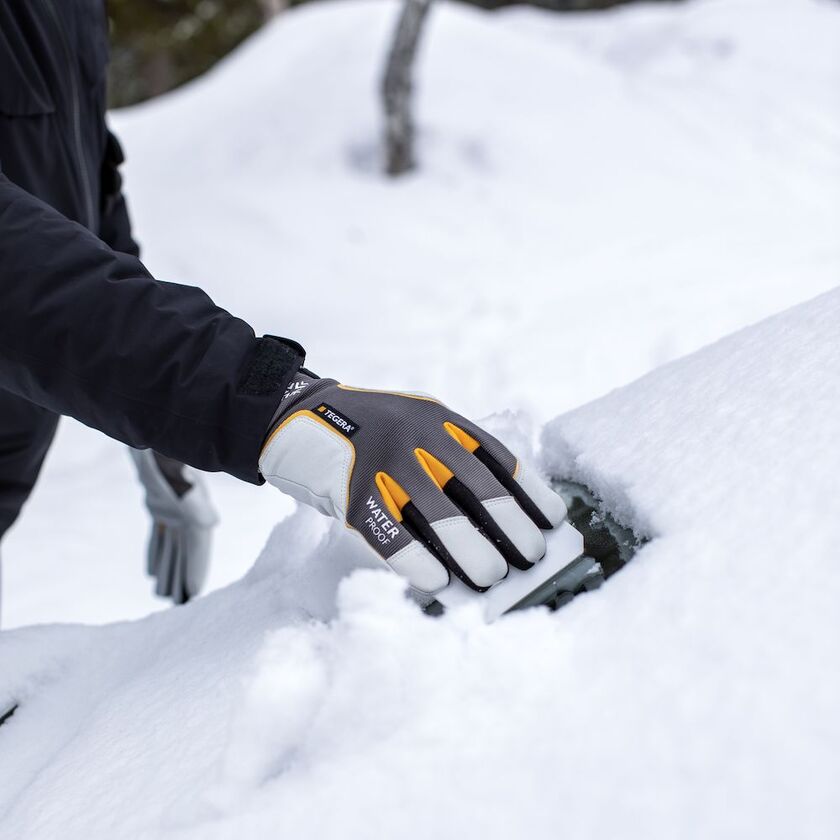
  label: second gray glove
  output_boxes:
[130,448,219,604]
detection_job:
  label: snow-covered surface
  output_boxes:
[2,0,840,837]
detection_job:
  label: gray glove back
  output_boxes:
[130,448,219,604]
[259,374,567,595]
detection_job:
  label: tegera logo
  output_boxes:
[315,403,360,438]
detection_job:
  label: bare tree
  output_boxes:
[258,0,288,20]
[381,0,433,177]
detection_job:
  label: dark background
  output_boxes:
[106,0,685,107]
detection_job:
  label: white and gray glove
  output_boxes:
[259,373,567,595]
[130,448,219,604]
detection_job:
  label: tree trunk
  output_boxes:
[258,0,288,21]
[381,0,433,177]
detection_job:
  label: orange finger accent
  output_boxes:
[375,472,411,522]
[414,448,454,491]
[443,421,481,453]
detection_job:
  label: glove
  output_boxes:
[259,373,567,594]
[130,448,219,604]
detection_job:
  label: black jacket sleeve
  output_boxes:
[98,129,141,259]
[0,174,303,483]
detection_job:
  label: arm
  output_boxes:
[0,173,303,483]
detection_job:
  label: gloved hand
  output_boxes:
[129,448,219,604]
[259,373,567,594]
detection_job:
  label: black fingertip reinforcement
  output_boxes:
[443,477,534,571]
[176,575,191,606]
[0,705,17,729]
[472,447,553,530]
[401,502,487,593]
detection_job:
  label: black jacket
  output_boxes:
[0,0,302,482]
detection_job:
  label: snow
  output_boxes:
[2,0,840,837]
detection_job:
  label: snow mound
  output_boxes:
[544,287,840,544]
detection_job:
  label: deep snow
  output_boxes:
[1,0,840,837]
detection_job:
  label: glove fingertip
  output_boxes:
[482,496,546,564]
[516,463,567,528]
[388,541,450,594]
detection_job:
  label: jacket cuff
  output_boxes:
[237,335,305,484]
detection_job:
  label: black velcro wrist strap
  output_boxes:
[239,335,305,397]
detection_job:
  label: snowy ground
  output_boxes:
[1,0,839,837]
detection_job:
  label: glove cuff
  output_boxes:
[239,335,305,397]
